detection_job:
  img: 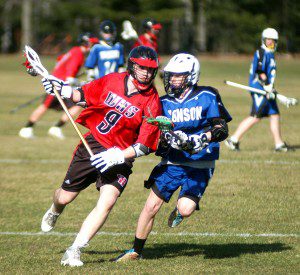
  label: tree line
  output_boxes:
[0,0,299,54]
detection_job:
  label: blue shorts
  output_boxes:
[144,164,214,210]
[250,83,279,118]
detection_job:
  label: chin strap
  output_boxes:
[132,78,151,92]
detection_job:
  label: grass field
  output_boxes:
[0,54,299,274]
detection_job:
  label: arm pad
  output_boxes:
[210,118,229,142]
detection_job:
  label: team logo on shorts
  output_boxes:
[117,174,127,187]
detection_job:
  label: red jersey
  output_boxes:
[52,46,85,81]
[133,34,158,53]
[76,72,162,151]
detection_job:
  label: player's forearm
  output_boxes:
[123,143,151,159]
[122,146,138,159]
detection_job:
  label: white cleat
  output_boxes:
[48,126,65,140]
[19,127,34,139]
[41,208,60,232]
[61,247,83,267]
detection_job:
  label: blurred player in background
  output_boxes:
[19,33,98,139]
[85,20,125,81]
[133,18,163,78]
[133,18,162,55]
[114,53,232,261]
[225,28,292,152]
[39,46,161,267]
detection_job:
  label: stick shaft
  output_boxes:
[52,87,94,157]
[9,95,43,114]
[225,81,267,95]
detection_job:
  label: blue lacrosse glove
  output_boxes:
[90,147,125,173]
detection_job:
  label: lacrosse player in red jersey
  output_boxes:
[133,19,162,54]
[19,33,99,140]
[39,46,162,267]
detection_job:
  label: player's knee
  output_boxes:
[177,200,196,217]
[251,117,260,123]
[54,188,76,205]
[178,207,194,218]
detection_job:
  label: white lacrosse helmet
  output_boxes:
[261,28,279,52]
[163,53,200,97]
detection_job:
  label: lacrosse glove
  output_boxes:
[188,133,209,154]
[90,147,125,173]
[42,75,73,99]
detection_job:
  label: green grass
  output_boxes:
[0,54,299,274]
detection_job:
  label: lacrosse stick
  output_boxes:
[145,116,195,152]
[121,20,142,44]
[225,80,298,108]
[24,45,94,156]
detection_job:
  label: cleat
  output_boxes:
[41,208,60,232]
[224,138,240,151]
[48,126,65,140]
[61,247,83,267]
[113,248,141,262]
[19,127,34,139]
[274,142,294,152]
[168,207,183,228]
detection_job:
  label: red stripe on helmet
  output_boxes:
[152,23,162,30]
[89,37,99,44]
[130,57,158,68]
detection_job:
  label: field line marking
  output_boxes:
[0,158,299,165]
[0,231,298,238]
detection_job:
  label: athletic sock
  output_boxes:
[55,120,65,127]
[133,236,146,255]
[25,121,35,127]
[71,233,89,249]
[230,136,239,143]
[50,204,61,215]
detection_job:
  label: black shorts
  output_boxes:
[43,94,75,111]
[61,134,133,193]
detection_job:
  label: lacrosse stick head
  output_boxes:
[277,93,298,108]
[24,45,49,78]
[146,116,174,131]
[287,98,298,108]
[121,20,138,40]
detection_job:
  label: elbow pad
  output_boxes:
[210,118,229,142]
[132,143,151,158]
[76,88,86,107]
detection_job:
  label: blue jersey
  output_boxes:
[157,86,231,162]
[249,47,276,87]
[85,41,124,78]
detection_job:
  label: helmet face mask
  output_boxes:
[261,28,279,52]
[163,53,200,98]
[127,46,159,91]
[164,72,189,98]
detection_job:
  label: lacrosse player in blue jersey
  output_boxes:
[114,53,232,261]
[225,28,292,152]
[85,20,125,81]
